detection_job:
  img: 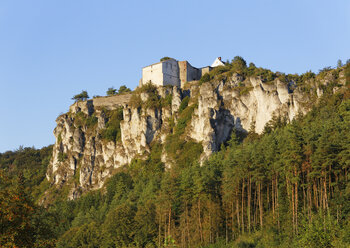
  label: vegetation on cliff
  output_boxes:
[200,56,346,96]
[1,61,350,247]
[99,107,124,143]
[106,85,131,96]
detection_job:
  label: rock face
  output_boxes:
[46,71,345,199]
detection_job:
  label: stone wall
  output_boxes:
[201,66,212,75]
[162,59,180,87]
[142,59,202,88]
[179,61,201,87]
[141,61,163,86]
[69,94,132,115]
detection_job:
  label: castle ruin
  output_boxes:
[140,57,225,88]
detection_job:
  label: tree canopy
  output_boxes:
[106,85,131,96]
[72,90,89,102]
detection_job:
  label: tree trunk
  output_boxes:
[198,199,203,244]
[259,182,263,228]
[241,180,245,233]
[247,176,251,232]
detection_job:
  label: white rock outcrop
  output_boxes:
[47,71,343,198]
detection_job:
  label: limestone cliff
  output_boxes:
[46,68,346,199]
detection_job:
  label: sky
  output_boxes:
[0,0,349,152]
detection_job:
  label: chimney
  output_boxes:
[218,57,222,61]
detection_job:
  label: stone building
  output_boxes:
[140,57,224,88]
[211,57,225,67]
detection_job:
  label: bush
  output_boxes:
[165,102,202,168]
[160,56,173,62]
[129,94,142,109]
[106,87,117,96]
[178,96,189,114]
[129,82,175,109]
[231,56,247,72]
[85,115,98,128]
[73,112,98,129]
[161,93,173,107]
[136,82,158,94]
[57,151,67,162]
[117,85,131,94]
[107,86,131,96]
[345,63,350,86]
[199,73,211,84]
[100,108,124,143]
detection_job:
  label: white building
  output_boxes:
[211,57,225,67]
[140,57,225,88]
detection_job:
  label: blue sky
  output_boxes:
[0,0,349,152]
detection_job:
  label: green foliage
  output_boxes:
[165,101,202,168]
[106,85,131,96]
[99,107,124,143]
[129,82,174,109]
[0,146,52,197]
[254,67,276,82]
[103,202,136,246]
[178,95,189,113]
[162,93,173,107]
[85,114,98,128]
[129,93,142,109]
[72,90,89,102]
[57,151,67,162]
[231,55,247,72]
[1,73,350,247]
[318,66,333,79]
[118,85,131,94]
[73,112,98,129]
[0,172,56,247]
[296,212,340,248]
[56,222,101,248]
[160,56,173,62]
[57,132,62,144]
[337,59,343,68]
[345,62,350,86]
[106,87,117,96]
[129,82,161,109]
[199,73,211,84]
[237,85,254,96]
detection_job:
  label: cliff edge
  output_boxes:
[44,65,347,200]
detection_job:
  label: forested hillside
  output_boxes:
[1,62,350,247]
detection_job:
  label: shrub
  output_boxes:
[129,82,174,109]
[57,152,67,162]
[345,63,350,86]
[161,93,173,107]
[74,112,87,128]
[129,94,142,109]
[100,108,124,143]
[231,56,247,72]
[199,73,211,84]
[178,96,190,114]
[107,86,131,96]
[57,133,62,144]
[85,114,98,128]
[239,86,254,96]
[136,82,158,94]
[160,57,173,62]
[106,87,117,96]
[118,85,131,94]
[165,102,202,168]
[144,92,161,109]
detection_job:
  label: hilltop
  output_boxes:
[44,57,348,200]
[1,57,350,247]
